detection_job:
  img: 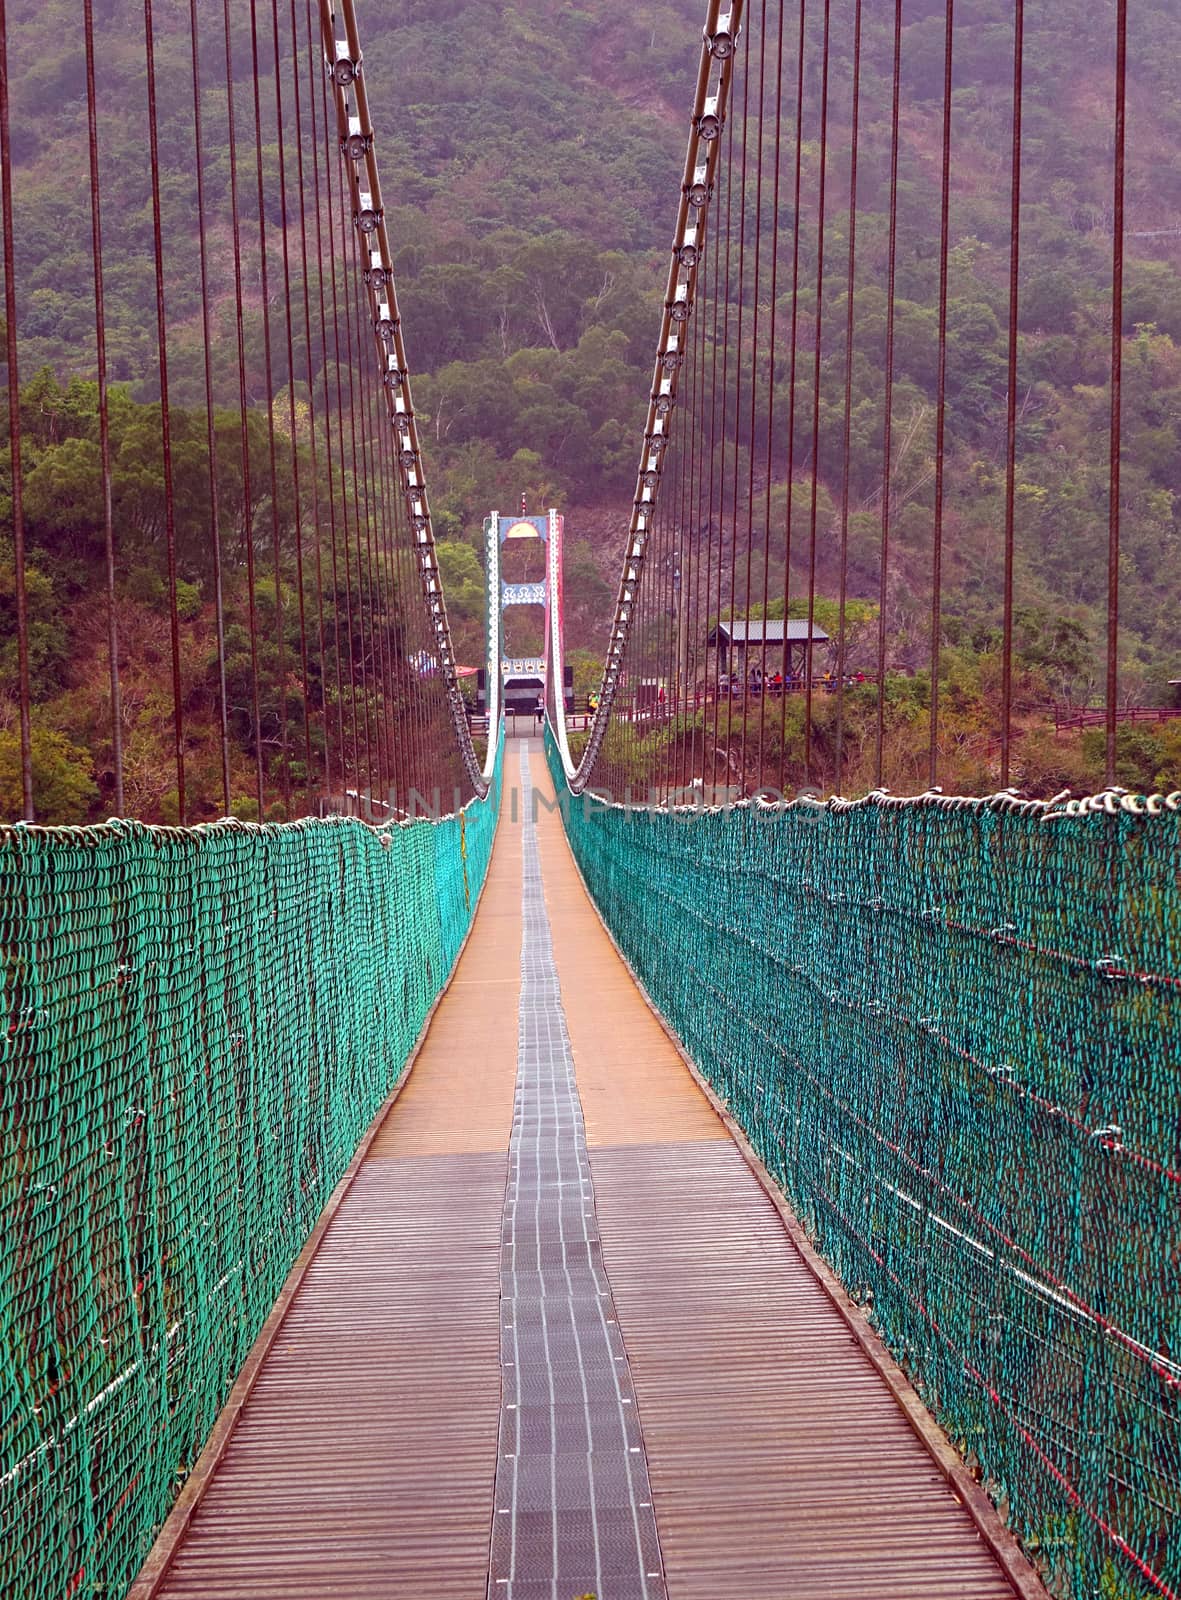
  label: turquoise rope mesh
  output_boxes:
[0,739,501,1600]
[549,731,1180,1600]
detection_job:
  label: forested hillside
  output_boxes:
[2,0,1180,816]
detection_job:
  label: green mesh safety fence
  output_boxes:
[0,740,501,1600]
[548,731,1181,1600]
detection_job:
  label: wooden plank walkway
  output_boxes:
[135,740,1044,1600]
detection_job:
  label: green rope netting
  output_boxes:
[550,732,1181,1600]
[0,741,500,1600]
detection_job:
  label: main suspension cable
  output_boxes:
[568,1,745,792]
[318,0,488,798]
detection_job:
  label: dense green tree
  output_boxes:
[0,726,98,821]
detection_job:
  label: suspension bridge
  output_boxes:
[0,1,1177,1598]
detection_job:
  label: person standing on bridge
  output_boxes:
[535,694,544,730]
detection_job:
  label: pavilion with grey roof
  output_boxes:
[706,618,830,681]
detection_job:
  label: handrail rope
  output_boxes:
[561,0,746,792]
[562,776,1181,822]
[318,0,491,796]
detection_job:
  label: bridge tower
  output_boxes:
[483,508,571,719]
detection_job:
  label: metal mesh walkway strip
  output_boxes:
[487,743,666,1600]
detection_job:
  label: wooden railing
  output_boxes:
[1053,705,1181,732]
